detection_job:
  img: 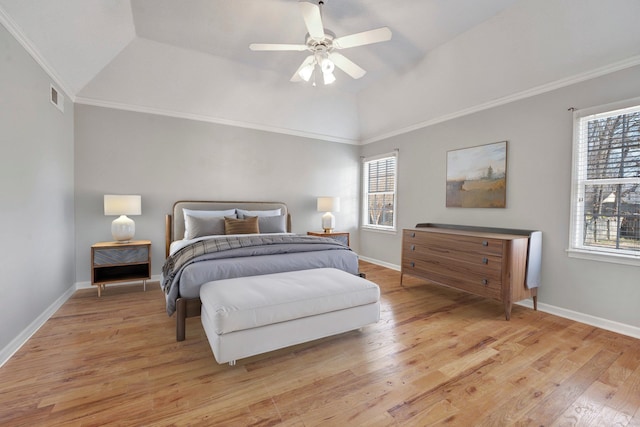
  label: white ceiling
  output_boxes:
[2,0,640,143]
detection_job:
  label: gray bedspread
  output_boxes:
[161,234,358,315]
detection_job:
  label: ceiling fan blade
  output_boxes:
[329,52,366,79]
[249,43,308,51]
[291,55,316,82]
[299,0,325,41]
[333,27,392,49]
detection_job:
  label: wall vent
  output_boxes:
[50,84,64,112]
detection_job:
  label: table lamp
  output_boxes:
[104,195,141,243]
[317,197,340,233]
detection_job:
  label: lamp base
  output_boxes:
[321,212,335,234]
[112,215,135,243]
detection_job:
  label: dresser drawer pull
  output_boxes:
[481,279,489,286]
[411,232,416,238]
[410,262,415,268]
[482,257,488,264]
[411,245,415,251]
[482,241,489,246]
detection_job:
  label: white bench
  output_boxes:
[200,268,380,365]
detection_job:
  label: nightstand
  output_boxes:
[91,240,151,297]
[307,231,350,247]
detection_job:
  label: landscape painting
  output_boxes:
[446,141,507,208]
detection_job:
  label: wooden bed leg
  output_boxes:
[176,298,186,342]
[532,288,538,311]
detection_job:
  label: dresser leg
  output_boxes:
[531,288,538,311]
[504,302,512,321]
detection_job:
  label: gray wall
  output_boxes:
[360,65,640,328]
[0,25,75,352]
[74,105,361,282]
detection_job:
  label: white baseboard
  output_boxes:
[0,284,76,368]
[358,256,401,271]
[362,256,640,340]
[516,299,640,340]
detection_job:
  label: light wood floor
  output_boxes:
[1,261,639,426]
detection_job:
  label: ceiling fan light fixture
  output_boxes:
[322,70,336,85]
[321,57,334,73]
[299,63,315,82]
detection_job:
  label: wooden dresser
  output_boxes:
[401,224,541,320]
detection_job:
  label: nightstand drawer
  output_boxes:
[93,247,149,266]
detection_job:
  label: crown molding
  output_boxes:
[74,96,359,145]
[0,5,75,101]
[361,55,640,145]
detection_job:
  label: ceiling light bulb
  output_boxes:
[323,70,336,85]
[299,64,314,82]
[321,58,334,73]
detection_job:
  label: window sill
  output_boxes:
[361,226,397,235]
[566,248,640,267]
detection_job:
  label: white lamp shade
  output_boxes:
[104,195,141,216]
[317,197,340,213]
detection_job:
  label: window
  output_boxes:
[362,152,397,231]
[569,99,640,265]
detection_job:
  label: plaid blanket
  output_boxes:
[161,234,349,299]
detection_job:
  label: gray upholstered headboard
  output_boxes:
[166,201,291,256]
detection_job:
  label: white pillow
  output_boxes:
[237,208,282,218]
[183,208,237,239]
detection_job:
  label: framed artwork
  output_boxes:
[446,141,507,208]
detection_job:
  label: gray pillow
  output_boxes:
[237,208,282,218]
[185,215,234,239]
[183,208,237,239]
[256,214,287,233]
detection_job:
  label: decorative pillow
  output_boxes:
[255,214,287,233]
[183,208,237,239]
[236,208,282,219]
[224,216,259,235]
[184,215,233,239]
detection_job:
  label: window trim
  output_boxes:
[568,97,640,266]
[362,151,398,233]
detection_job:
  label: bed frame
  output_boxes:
[165,201,291,341]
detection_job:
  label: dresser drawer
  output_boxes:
[403,229,504,256]
[403,240,503,273]
[402,258,502,300]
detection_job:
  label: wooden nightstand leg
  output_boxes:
[143,280,147,292]
[97,284,102,298]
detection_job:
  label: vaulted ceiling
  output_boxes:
[2,0,639,143]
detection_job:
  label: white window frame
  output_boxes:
[568,97,640,266]
[362,151,398,233]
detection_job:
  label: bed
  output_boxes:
[162,201,360,341]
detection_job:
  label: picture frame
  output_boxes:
[446,141,507,208]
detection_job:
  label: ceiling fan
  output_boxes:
[249,0,392,85]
